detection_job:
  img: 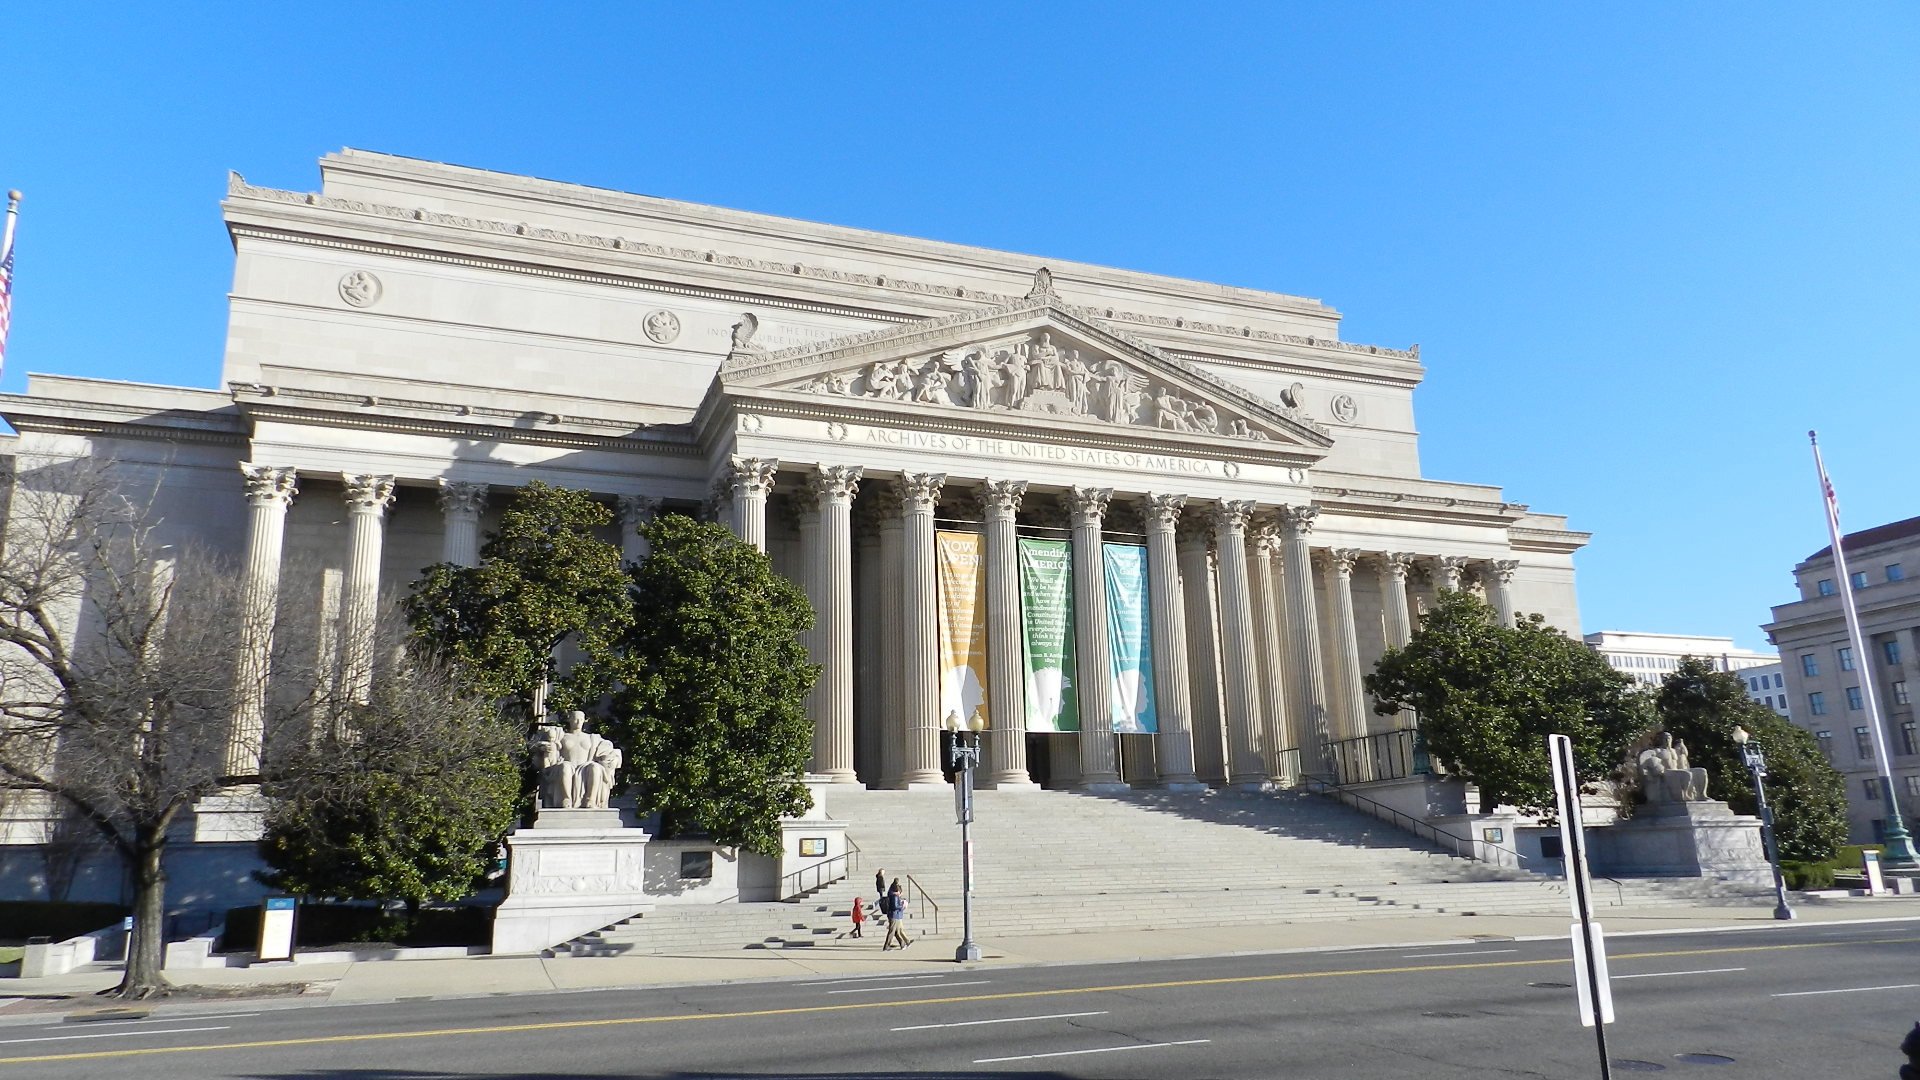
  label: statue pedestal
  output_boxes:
[491,813,652,955]
[1587,800,1774,885]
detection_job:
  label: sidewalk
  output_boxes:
[6,892,1918,1020]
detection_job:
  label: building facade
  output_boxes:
[1739,661,1792,721]
[0,152,1592,882]
[1765,516,1920,844]
[1582,630,1776,690]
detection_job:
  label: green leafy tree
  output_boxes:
[1365,590,1648,816]
[259,649,522,930]
[405,482,631,717]
[608,514,816,855]
[1652,657,1849,862]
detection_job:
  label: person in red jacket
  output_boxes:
[848,895,866,939]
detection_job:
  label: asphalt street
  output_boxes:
[0,920,1914,1079]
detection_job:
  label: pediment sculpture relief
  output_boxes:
[793,331,1278,441]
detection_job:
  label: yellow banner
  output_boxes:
[936,530,990,731]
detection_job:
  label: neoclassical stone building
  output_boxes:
[0,151,1587,818]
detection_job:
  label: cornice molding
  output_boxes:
[225,175,1418,363]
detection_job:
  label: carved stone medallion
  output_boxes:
[338,270,382,308]
[643,309,682,344]
[1330,393,1359,425]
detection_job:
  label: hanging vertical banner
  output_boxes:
[935,530,990,730]
[1102,542,1158,734]
[1018,537,1078,732]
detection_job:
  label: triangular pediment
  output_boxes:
[717,288,1334,450]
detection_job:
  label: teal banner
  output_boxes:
[1018,537,1077,732]
[1102,542,1157,734]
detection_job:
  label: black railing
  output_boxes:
[1296,773,1540,872]
[1321,727,1429,786]
[778,836,861,901]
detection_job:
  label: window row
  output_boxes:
[1813,721,1920,763]
[1801,638,1905,679]
[1817,563,1904,596]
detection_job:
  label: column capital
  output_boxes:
[1211,499,1257,536]
[898,472,946,514]
[1278,503,1319,538]
[1250,515,1282,554]
[1330,548,1363,577]
[806,464,864,507]
[240,463,298,506]
[1435,554,1470,588]
[1067,486,1113,527]
[1489,557,1520,583]
[437,479,488,517]
[617,493,663,525]
[728,456,780,499]
[981,479,1028,520]
[342,473,396,514]
[1382,551,1418,580]
[1143,492,1186,531]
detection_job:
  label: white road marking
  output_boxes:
[799,974,953,987]
[893,1010,1108,1031]
[1402,948,1520,958]
[1613,967,1745,980]
[976,1039,1211,1064]
[0,1025,230,1045]
[1773,983,1920,998]
[46,1011,260,1028]
[829,980,991,995]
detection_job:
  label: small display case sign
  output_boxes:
[258,896,297,962]
[798,838,828,858]
[1481,827,1505,844]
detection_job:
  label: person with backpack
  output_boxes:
[882,879,912,950]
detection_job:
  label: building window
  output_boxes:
[1856,726,1875,760]
[1887,640,1904,666]
[1865,778,1881,802]
[1817,730,1834,761]
[1851,571,1869,589]
[1840,647,1855,672]
[1810,692,1827,716]
[1873,819,1887,842]
[1888,563,1905,582]
[1906,776,1920,798]
[1774,673,1784,688]
[1847,686,1865,711]
[1803,654,1820,677]
[1818,579,1836,596]
[1903,722,1917,756]
[1898,682,1913,707]
[1763,695,1774,708]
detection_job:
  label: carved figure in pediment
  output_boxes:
[999,347,1029,406]
[915,363,952,404]
[1190,401,1220,435]
[955,349,986,407]
[826,370,854,396]
[1227,418,1271,441]
[1153,389,1192,431]
[1064,351,1091,414]
[1030,333,1064,392]
[866,360,898,399]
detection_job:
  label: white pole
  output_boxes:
[1,190,20,260]
[1809,431,1917,867]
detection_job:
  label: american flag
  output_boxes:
[0,195,15,376]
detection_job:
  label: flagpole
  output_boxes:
[1810,431,1918,869]
[1,190,18,260]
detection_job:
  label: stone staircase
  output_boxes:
[558,786,1672,957]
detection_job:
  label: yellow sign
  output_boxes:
[935,530,990,730]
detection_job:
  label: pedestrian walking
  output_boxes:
[848,894,866,938]
[882,879,912,950]
[875,867,886,905]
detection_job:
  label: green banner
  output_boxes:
[1102,542,1157,734]
[1018,537,1077,733]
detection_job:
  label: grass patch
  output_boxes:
[0,946,23,964]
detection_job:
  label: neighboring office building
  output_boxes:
[1739,660,1793,721]
[1764,514,1920,844]
[1582,630,1776,690]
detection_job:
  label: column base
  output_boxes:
[1228,773,1271,790]
[903,780,953,791]
[1078,780,1131,793]
[985,777,1041,790]
[821,770,862,784]
[1161,781,1210,793]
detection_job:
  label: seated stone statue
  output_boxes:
[528,711,623,810]
[1637,731,1709,804]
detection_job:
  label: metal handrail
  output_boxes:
[901,872,941,936]
[777,836,862,901]
[1298,773,1537,872]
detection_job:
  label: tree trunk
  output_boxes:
[113,823,171,998]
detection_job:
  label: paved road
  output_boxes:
[2,920,1915,1078]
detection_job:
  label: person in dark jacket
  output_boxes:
[882,880,912,950]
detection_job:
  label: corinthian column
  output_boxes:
[340,473,397,705]
[1145,494,1203,790]
[1435,555,1468,593]
[1212,500,1268,788]
[876,487,906,788]
[228,464,297,777]
[981,479,1035,788]
[1248,520,1289,779]
[1068,486,1124,789]
[437,481,487,567]
[618,494,661,564]
[1177,518,1227,784]
[728,457,779,552]
[1488,558,1520,627]
[801,466,862,782]
[1324,549,1372,752]
[1380,552,1416,648]
[1279,505,1331,776]
[898,473,947,788]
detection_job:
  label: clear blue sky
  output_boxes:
[5,4,1915,650]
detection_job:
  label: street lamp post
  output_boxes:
[943,710,984,963]
[1733,726,1795,921]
